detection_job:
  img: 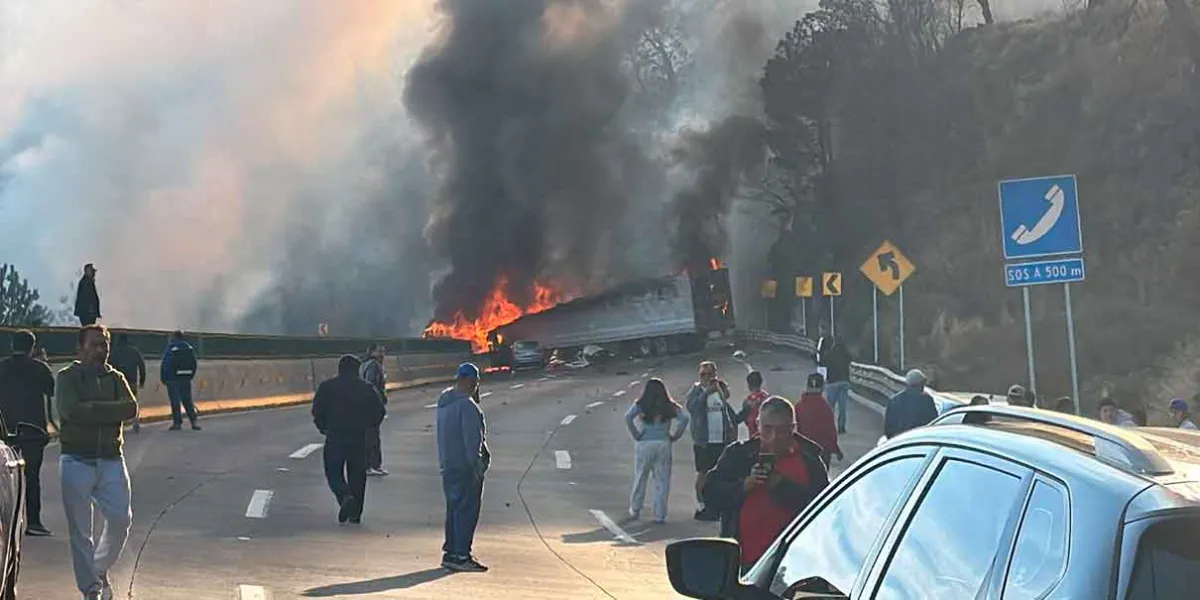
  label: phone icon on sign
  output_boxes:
[1011,184,1065,245]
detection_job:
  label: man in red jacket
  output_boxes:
[794,373,842,465]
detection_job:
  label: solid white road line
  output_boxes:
[560,415,577,426]
[585,401,605,409]
[245,490,274,519]
[288,443,323,459]
[238,584,269,600]
[538,377,550,382]
[589,509,640,545]
[511,383,525,389]
[555,450,572,469]
[424,403,439,409]
[612,390,627,398]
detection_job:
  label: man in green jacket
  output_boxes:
[57,324,138,600]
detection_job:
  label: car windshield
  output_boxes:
[1126,517,1200,599]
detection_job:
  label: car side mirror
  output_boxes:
[666,538,743,599]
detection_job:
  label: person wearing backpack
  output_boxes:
[160,330,201,431]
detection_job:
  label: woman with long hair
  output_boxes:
[624,378,690,523]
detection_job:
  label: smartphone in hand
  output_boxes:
[755,452,777,476]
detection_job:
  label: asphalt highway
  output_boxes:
[21,345,885,599]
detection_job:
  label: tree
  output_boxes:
[0,264,52,327]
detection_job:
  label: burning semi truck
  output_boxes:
[487,267,735,365]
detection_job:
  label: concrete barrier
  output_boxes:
[48,352,468,424]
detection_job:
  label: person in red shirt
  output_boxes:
[701,396,829,570]
[740,370,769,439]
[794,373,843,465]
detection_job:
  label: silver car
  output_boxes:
[667,405,1200,599]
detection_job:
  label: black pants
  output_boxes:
[365,425,382,470]
[79,316,97,326]
[16,438,47,528]
[323,435,367,518]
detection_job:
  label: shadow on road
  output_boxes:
[301,568,451,596]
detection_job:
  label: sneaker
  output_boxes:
[337,495,356,523]
[458,556,489,573]
[168,423,182,431]
[441,555,464,571]
[25,524,52,537]
[190,422,202,431]
[375,467,389,476]
[132,422,140,433]
[347,516,361,525]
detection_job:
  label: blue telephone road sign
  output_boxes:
[1005,257,1086,288]
[998,175,1083,260]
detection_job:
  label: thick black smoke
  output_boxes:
[405,0,648,322]
[668,115,767,270]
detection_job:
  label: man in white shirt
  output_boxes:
[685,361,739,522]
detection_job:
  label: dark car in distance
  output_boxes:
[667,405,1200,599]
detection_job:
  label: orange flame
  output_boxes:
[424,277,564,352]
[709,257,722,270]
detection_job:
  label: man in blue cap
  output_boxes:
[1169,398,1198,430]
[436,363,491,572]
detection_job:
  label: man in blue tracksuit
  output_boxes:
[436,363,491,573]
[160,330,201,430]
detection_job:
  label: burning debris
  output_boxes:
[422,277,565,352]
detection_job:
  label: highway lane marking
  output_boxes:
[237,584,269,600]
[555,450,572,469]
[245,490,274,519]
[641,372,649,377]
[612,390,627,398]
[629,381,641,387]
[288,443,323,459]
[424,403,438,409]
[560,415,577,426]
[585,401,605,409]
[511,383,525,389]
[481,391,494,398]
[538,377,550,382]
[589,509,640,545]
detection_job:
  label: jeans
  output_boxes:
[166,380,198,425]
[442,471,484,559]
[365,425,382,470]
[16,438,47,528]
[60,455,132,597]
[826,381,850,431]
[630,440,672,521]
[323,435,367,518]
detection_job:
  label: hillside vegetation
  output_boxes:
[756,0,1200,420]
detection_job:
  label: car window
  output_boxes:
[769,456,925,597]
[1003,481,1069,600]
[875,459,1024,599]
[1126,517,1200,599]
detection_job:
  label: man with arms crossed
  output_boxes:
[57,324,138,600]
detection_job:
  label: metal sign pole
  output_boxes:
[1065,283,1081,414]
[801,298,807,337]
[873,287,879,363]
[1022,286,1037,398]
[899,284,906,371]
[829,297,836,338]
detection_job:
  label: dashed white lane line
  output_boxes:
[629,381,640,388]
[288,443,323,459]
[560,415,577,426]
[538,377,550,382]
[481,391,494,398]
[245,490,274,519]
[641,372,649,378]
[586,401,605,409]
[424,403,438,409]
[612,390,627,398]
[511,383,525,389]
[238,584,269,600]
[555,450,572,469]
[589,509,640,545]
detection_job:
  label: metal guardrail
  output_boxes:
[735,329,965,412]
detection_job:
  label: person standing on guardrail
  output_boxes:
[0,329,56,537]
[360,344,388,477]
[312,354,386,525]
[160,330,201,431]
[883,369,938,439]
[74,263,102,326]
[795,373,842,465]
[109,334,146,433]
[739,371,768,439]
[624,378,690,523]
[686,360,739,522]
[702,396,829,571]
[817,336,853,434]
[436,363,490,573]
[1169,398,1199,430]
[57,324,137,600]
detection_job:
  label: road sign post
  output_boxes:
[860,241,916,370]
[899,285,906,371]
[795,276,813,337]
[872,287,879,363]
[761,279,777,331]
[1022,287,1037,399]
[1065,283,1081,414]
[822,272,841,337]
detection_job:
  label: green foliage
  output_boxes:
[0,264,52,327]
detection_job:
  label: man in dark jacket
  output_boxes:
[109,333,146,433]
[160,330,201,431]
[360,344,388,477]
[883,369,939,439]
[685,360,740,522]
[703,396,829,570]
[74,263,101,326]
[312,354,386,525]
[817,336,853,434]
[0,330,56,536]
[436,363,490,573]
